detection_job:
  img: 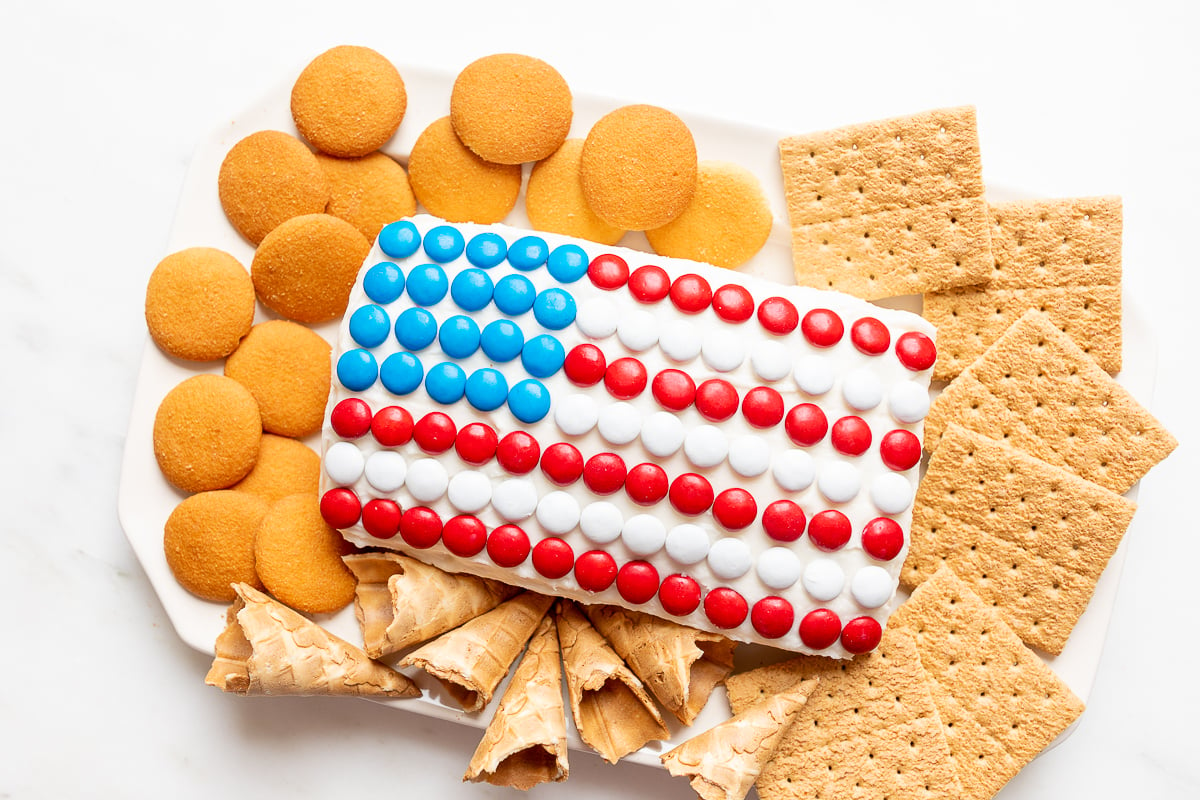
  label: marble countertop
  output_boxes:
[2,2,1196,797]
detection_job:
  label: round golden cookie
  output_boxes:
[450,53,572,165]
[218,130,330,245]
[290,45,407,158]
[254,493,357,614]
[233,434,320,503]
[580,104,698,231]
[315,151,416,242]
[224,320,331,438]
[645,161,774,269]
[144,247,255,361]
[250,213,371,323]
[526,139,625,246]
[153,374,262,493]
[164,490,268,602]
[407,116,522,224]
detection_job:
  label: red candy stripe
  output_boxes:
[659,574,702,616]
[616,561,660,604]
[830,415,872,456]
[651,369,696,411]
[370,405,414,446]
[798,608,842,650]
[563,344,607,386]
[695,379,739,422]
[497,431,540,474]
[879,429,922,471]
[319,488,361,528]
[588,253,629,290]
[361,498,401,539]
[413,412,457,454]
[761,499,806,542]
[742,386,784,428]
[895,331,937,371]
[532,537,574,579]
[712,284,755,322]
[861,518,905,561]
[583,453,628,495]
[808,509,852,551]
[625,463,669,505]
[399,506,442,549]
[541,442,584,485]
[704,587,749,629]
[330,397,372,439]
[669,473,715,516]
[713,488,757,530]
[669,274,712,313]
[850,317,891,355]
[784,403,828,446]
[442,515,487,557]
[629,265,670,302]
[751,596,795,639]
[604,357,648,399]
[757,296,799,334]
[801,309,844,347]
[487,524,531,568]
[575,550,618,592]
[841,616,883,654]
[455,422,498,465]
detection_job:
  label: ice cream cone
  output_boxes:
[464,614,569,790]
[555,600,670,763]
[343,552,518,658]
[205,583,419,698]
[401,592,555,712]
[583,604,736,725]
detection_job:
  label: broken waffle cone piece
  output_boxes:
[660,678,818,800]
[464,614,568,790]
[343,552,519,658]
[555,600,670,763]
[400,591,555,712]
[583,604,736,725]
[205,583,419,698]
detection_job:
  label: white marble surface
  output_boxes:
[2,1,1197,797]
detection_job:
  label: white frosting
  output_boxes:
[665,523,710,564]
[888,381,931,424]
[447,470,492,513]
[597,402,642,445]
[659,319,701,362]
[554,394,599,436]
[580,501,624,544]
[701,331,746,372]
[728,435,771,477]
[364,450,406,492]
[751,339,792,382]
[793,355,835,396]
[817,461,862,503]
[842,367,883,411]
[708,537,752,579]
[325,441,365,485]
[536,490,581,535]
[851,565,893,608]
[772,450,815,491]
[756,546,802,590]
[406,458,448,503]
[576,296,618,338]
[802,558,845,602]
[621,514,667,556]
[641,411,686,457]
[684,425,729,468]
[871,472,915,514]
[492,478,538,521]
[617,309,659,352]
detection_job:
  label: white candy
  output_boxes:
[324,441,365,485]
[536,490,581,535]
[622,514,667,556]
[794,355,834,396]
[842,368,883,411]
[576,296,618,338]
[802,558,845,602]
[406,458,448,503]
[665,524,711,564]
[817,461,861,503]
[492,478,538,521]
[597,401,642,445]
[659,319,701,362]
[772,450,816,491]
[701,331,746,372]
[729,435,771,477]
[447,470,492,513]
[617,309,659,352]
[871,473,915,514]
[684,425,729,468]
[888,382,931,424]
[580,502,623,544]
[708,538,752,580]
[751,340,793,382]
[364,451,406,492]
[851,566,894,608]
[554,394,599,436]
[756,546,802,590]
[641,411,686,457]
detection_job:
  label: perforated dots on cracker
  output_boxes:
[408,116,522,223]
[225,319,331,438]
[145,247,254,361]
[315,151,416,243]
[164,490,268,602]
[218,130,330,245]
[153,374,262,493]
[254,493,357,614]
[526,138,625,245]
[291,45,407,158]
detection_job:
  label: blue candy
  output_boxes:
[425,362,467,404]
[480,319,525,362]
[349,304,391,348]
[377,220,421,259]
[493,274,537,316]
[507,378,551,423]
[465,368,509,412]
[379,351,424,395]
[546,244,588,283]
[532,288,577,330]
[438,315,481,359]
[451,268,495,311]
[521,334,565,378]
[395,307,438,351]
[362,261,406,304]
[407,264,449,306]
[508,235,549,271]
[465,232,508,268]
[336,349,378,391]
[423,225,466,263]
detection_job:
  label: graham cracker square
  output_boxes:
[924,196,1123,380]
[780,106,992,300]
[889,567,1085,800]
[923,309,1176,493]
[903,424,1137,654]
[726,628,962,800]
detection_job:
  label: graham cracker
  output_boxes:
[780,106,992,300]
[923,309,1176,494]
[726,628,962,800]
[889,567,1085,800]
[924,196,1123,380]
[903,424,1137,654]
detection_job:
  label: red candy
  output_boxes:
[487,524,531,568]
[808,509,852,551]
[751,597,795,639]
[455,422,498,465]
[712,284,755,322]
[742,386,785,428]
[563,344,607,386]
[588,252,629,290]
[850,317,891,355]
[496,431,540,474]
[761,500,806,542]
[330,397,372,439]
[413,412,457,454]
[895,331,937,371]
[399,506,442,549]
[628,264,670,302]
[360,498,401,539]
[801,308,844,347]
[625,463,668,505]
[575,550,618,592]
[659,574,702,616]
[713,488,757,530]
[370,405,414,446]
[541,442,584,485]
[784,403,828,446]
[669,274,712,313]
[604,357,648,399]
[583,453,628,495]
[319,488,361,528]
[694,379,739,422]
[532,537,574,579]
[757,296,800,334]
[651,369,696,411]
[616,561,660,604]
[880,429,922,471]
[831,415,872,456]
[862,518,905,561]
[704,588,749,629]
[798,608,842,650]
[442,515,487,557]
[841,616,883,654]
[669,473,714,516]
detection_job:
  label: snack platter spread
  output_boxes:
[118,58,1160,772]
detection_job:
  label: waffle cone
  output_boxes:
[343,552,518,658]
[583,604,736,725]
[205,583,419,698]
[464,614,569,790]
[400,592,554,712]
[555,600,670,762]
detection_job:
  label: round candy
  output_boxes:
[670,473,715,516]
[604,357,648,399]
[772,450,816,492]
[617,309,659,352]
[450,268,494,311]
[425,362,467,404]
[497,431,540,474]
[532,537,574,579]
[580,501,624,544]
[659,319,701,362]
[701,332,746,372]
[728,435,771,478]
[575,296,619,338]
[533,288,577,330]
[659,574,703,616]
[709,489,755,532]
[793,354,834,396]
[361,498,402,539]
[493,273,537,315]
[711,284,754,322]
[808,510,852,551]
[365,451,407,492]
[379,351,424,395]
[640,411,685,457]
[707,538,752,581]
[831,416,872,456]
[508,235,549,270]
[536,490,581,535]
[597,401,642,445]
[413,412,457,453]
[465,368,509,411]
[683,425,728,468]
[622,514,667,556]
[842,368,883,411]
[331,398,372,439]
[406,458,449,502]
[625,463,669,505]
[371,405,414,446]
[862,517,905,561]
[616,561,660,604]
[895,331,937,371]
[554,393,599,436]
[665,524,710,564]
[541,443,584,485]
[349,304,391,348]
[695,379,739,422]
[320,487,361,529]
[818,461,861,503]
[798,608,842,650]
[478,318,524,363]
[324,441,365,485]
[751,340,792,382]
[547,244,589,283]
[669,274,711,313]
[487,524,530,567]
[337,349,378,391]
[442,514,487,556]
[851,566,893,609]
[406,264,450,306]
[629,265,671,302]
[880,429,922,471]
[522,334,566,378]
[841,617,883,654]
[395,506,441,550]
[703,587,749,629]
[888,382,931,424]
[395,307,438,351]
[751,597,795,639]
[784,404,828,446]
[871,473,914,514]
[588,252,629,289]
[761,500,806,542]
[455,422,498,464]
[465,231,508,268]
[652,369,696,410]
[363,261,406,305]
[563,344,607,386]
[492,479,538,522]
[575,551,618,592]
[422,225,465,263]
[438,315,481,359]
[742,387,785,428]
[757,297,799,334]
[851,317,891,354]
[801,309,844,347]
[583,453,628,495]
[507,379,551,423]
[802,559,845,602]
[377,220,421,259]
